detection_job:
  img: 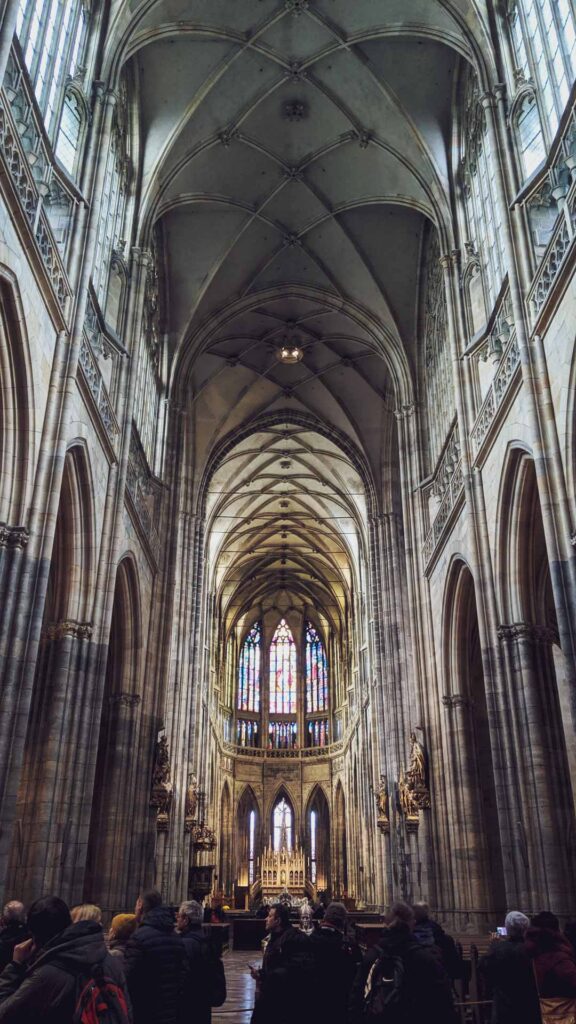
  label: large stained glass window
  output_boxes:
[237,719,259,748]
[305,622,328,712]
[269,619,297,714]
[248,810,256,884]
[273,797,293,852]
[307,719,329,748]
[238,622,261,712]
[269,721,298,750]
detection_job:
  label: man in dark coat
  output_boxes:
[0,895,129,1023]
[250,902,313,1024]
[124,889,186,1024]
[479,911,541,1024]
[349,902,458,1024]
[309,901,362,1024]
[176,899,226,1024]
[0,904,27,974]
[412,901,462,980]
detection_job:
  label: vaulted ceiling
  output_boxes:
[106,0,489,630]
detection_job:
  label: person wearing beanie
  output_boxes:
[107,914,138,965]
[309,901,362,1024]
[479,911,541,1024]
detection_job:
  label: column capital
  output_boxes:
[497,621,559,645]
[442,693,474,710]
[0,523,29,549]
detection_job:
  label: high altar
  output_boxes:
[260,802,306,898]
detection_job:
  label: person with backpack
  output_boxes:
[176,900,226,1023]
[412,902,462,982]
[124,890,186,1024]
[0,894,131,1023]
[249,902,314,1024]
[349,901,458,1024]
[309,901,362,1024]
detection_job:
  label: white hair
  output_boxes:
[178,900,203,925]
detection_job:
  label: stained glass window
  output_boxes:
[307,719,329,748]
[249,810,256,884]
[238,622,261,712]
[269,619,297,714]
[237,719,259,747]
[310,810,317,883]
[269,721,298,749]
[305,622,328,713]
[273,797,293,852]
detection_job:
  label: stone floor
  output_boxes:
[213,951,261,1023]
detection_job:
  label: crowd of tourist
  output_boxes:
[0,891,574,1022]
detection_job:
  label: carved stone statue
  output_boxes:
[376,775,389,820]
[409,732,426,787]
[185,773,199,821]
[150,735,173,826]
[399,770,419,818]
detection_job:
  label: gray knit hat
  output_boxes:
[505,911,530,936]
[323,902,347,930]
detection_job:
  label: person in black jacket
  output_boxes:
[0,895,129,1023]
[412,902,462,980]
[309,901,362,1024]
[124,890,186,1024]
[176,899,226,1024]
[349,902,458,1024]
[479,911,541,1024]
[250,903,313,1024]
[0,904,27,974]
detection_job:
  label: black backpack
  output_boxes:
[363,947,405,1022]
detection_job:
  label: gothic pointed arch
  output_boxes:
[496,447,576,912]
[219,781,233,895]
[84,555,143,913]
[236,785,260,889]
[442,557,505,926]
[0,269,33,525]
[268,786,297,850]
[305,785,331,894]
[333,781,348,898]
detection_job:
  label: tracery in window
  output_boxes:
[305,621,328,713]
[269,721,298,750]
[269,619,297,714]
[508,0,576,145]
[460,70,505,309]
[307,719,329,748]
[16,1,87,138]
[514,92,546,177]
[248,809,256,884]
[55,89,84,176]
[421,229,455,471]
[237,719,259,748]
[273,797,293,852]
[237,622,261,713]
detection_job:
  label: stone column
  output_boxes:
[497,622,576,912]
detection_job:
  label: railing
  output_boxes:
[523,85,576,324]
[0,46,74,315]
[222,739,344,759]
[470,329,520,456]
[79,333,119,443]
[423,420,464,568]
[125,430,161,562]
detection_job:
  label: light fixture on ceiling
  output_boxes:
[276,344,304,364]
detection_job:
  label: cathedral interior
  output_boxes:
[0,0,576,932]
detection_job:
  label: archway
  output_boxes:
[444,559,506,926]
[306,786,330,897]
[235,786,260,894]
[84,557,142,914]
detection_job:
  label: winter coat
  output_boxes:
[413,916,462,980]
[180,924,226,1024]
[479,936,541,1024]
[349,923,458,1024]
[251,925,314,1024]
[525,926,576,998]
[309,924,362,1024]
[0,926,27,975]
[0,919,130,1024]
[124,906,186,1024]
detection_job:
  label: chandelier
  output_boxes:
[276,324,305,363]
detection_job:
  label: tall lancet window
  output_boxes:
[238,622,261,713]
[305,621,328,713]
[248,810,256,884]
[269,620,297,714]
[273,797,293,852]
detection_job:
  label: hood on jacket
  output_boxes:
[526,926,574,956]
[33,920,107,972]
[141,905,177,933]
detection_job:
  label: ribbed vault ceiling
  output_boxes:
[108,0,488,628]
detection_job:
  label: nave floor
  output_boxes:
[214,951,260,1023]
